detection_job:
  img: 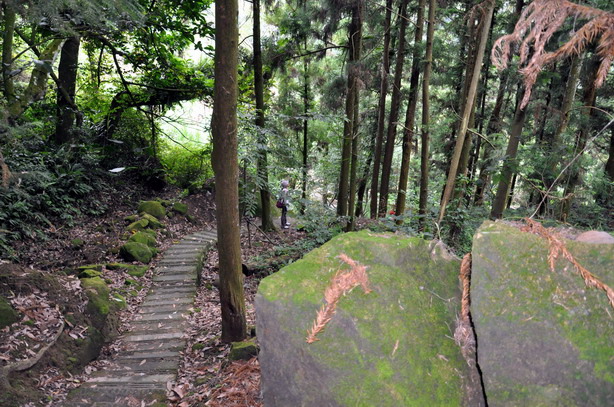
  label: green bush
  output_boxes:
[160,142,213,193]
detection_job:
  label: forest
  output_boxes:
[0,0,613,405]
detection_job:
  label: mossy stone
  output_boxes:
[0,295,19,328]
[172,202,189,215]
[126,219,149,232]
[137,200,166,220]
[256,230,465,407]
[124,214,139,222]
[81,277,112,316]
[229,338,259,361]
[120,242,153,263]
[472,221,614,406]
[129,231,157,248]
[78,269,102,279]
[140,213,165,229]
[126,265,148,277]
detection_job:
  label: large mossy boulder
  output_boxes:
[120,242,154,263]
[256,230,467,407]
[137,200,166,220]
[129,231,157,248]
[471,221,614,406]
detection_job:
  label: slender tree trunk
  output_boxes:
[559,56,599,221]
[347,91,360,231]
[356,123,376,217]
[438,0,495,223]
[54,36,81,144]
[253,0,275,231]
[606,128,614,181]
[490,86,527,219]
[212,0,246,343]
[337,1,363,217]
[418,0,437,230]
[370,0,393,218]
[535,56,581,215]
[2,3,16,105]
[378,0,410,217]
[506,173,518,208]
[301,57,309,215]
[395,0,426,221]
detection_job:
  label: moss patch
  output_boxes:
[0,295,19,328]
[129,231,157,248]
[137,200,166,220]
[120,242,154,263]
[256,230,465,406]
[126,219,149,232]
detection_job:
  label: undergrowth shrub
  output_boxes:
[0,143,108,259]
[160,142,213,193]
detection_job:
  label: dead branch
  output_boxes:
[491,0,614,108]
[521,218,614,310]
[306,254,371,343]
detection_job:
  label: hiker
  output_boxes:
[279,180,290,229]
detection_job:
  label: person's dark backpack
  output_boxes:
[276,198,284,208]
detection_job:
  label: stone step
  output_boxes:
[155,265,196,274]
[133,311,186,322]
[138,303,192,314]
[66,387,168,405]
[122,338,184,352]
[93,358,181,375]
[123,332,184,342]
[116,350,179,360]
[86,373,174,385]
[153,274,197,283]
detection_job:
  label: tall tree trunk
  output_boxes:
[369,0,393,218]
[606,127,614,181]
[559,56,599,221]
[253,0,275,231]
[418,0,437,230]
[337,1,363,217]
[535,56,581,215]
[438,0,495,223]
[2,3,16,105]
[490,86,527,219]
[395,0,426,221]
[347,90,360,230]
[301,57,309,215]
[378,0,410,217]
[356,123,376,217]
[212,0,246,343]
[54,36,81,144]
[473,0,523,206]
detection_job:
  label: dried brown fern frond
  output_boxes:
[521,218,614,310]
[491,0,614,108]
[459,253,472,323]
[306,254,371,343]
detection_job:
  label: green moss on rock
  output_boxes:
[120,242,154,263]
[78,269,102,279]
[129,231,157,247]
[256,230,465,407]
[140,213,165,229]
[471,221,614,406]
[172,202,189,215]
[229,338,259,361]
[0,295,19,328]
[126,219,149,232]
[81,277,112,316]
[137,200,166,220]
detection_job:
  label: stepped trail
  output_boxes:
[64,229,218,406]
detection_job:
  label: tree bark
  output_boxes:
[253,0,275,231]
[490,86,527,219]
[378,0,410,217]
[54,36,81,144]
[369,0,393,219]
[355,123,376,217]
[337,1,363,217]
[395,0,426,222]
[559,56,599,221]
[2,3,16,105]
[418,0,437,230]
[212,0,246,343]
[301,56,309,215]
[438,0,495,223]
[347,87,360,231]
